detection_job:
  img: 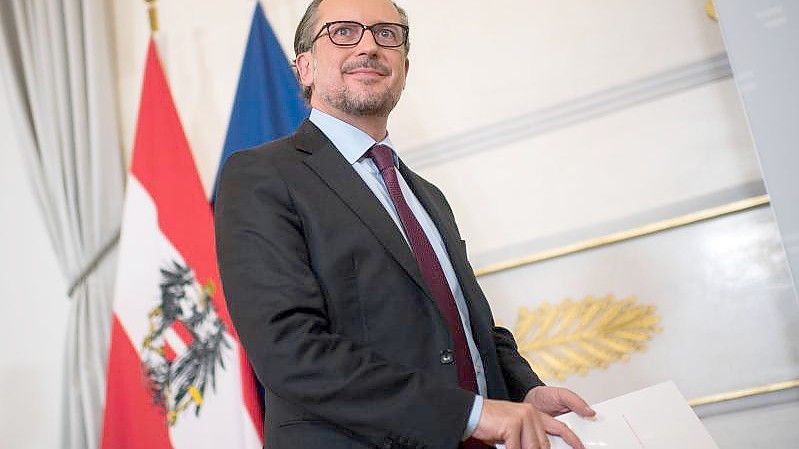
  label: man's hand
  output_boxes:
[524,386,597,449]
[524,386,595,418]
[471,399,550,449]
[471,387,596,449]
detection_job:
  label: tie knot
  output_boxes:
[367,144,394,173]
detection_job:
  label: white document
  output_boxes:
[548,381,719,449]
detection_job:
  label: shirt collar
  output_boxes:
[309,108,396,165]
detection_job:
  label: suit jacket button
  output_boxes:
[440,349,454,364]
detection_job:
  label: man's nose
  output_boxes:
[355,29,380,54]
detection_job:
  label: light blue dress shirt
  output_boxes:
[309,109,485,439]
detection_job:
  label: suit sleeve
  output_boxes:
[215,151,474,449]
[492,327,545,402]
[424,181,545,402]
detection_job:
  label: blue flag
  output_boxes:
[212,2,309,200]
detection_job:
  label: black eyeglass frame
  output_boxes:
[312,21,409,48]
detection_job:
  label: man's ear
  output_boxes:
[401,57,410,90]
[295,52,314,89]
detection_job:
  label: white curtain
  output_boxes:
[0,1,124,449]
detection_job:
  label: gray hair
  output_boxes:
[293,0,410,101]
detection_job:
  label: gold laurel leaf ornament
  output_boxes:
[514,295,661,381]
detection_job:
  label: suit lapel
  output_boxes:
[295,121,434,300]
[398,161,471,284]
[398,160,490,329]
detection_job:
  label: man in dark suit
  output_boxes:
[215,1,596,448]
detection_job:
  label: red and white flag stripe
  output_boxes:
[101,39,262,449]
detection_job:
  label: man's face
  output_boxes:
[296,0,410,118]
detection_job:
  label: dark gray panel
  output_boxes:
[715,0,799,303]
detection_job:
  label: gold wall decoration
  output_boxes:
[515,295,661,381]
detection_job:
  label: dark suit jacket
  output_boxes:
[214,120,543,449]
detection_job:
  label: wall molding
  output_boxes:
[403,53,733,169]
[474,194,770,277]
[689,379,799,408]
[470,181,766,270]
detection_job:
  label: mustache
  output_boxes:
[342,58,390,75]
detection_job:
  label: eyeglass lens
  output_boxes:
[328,22,406,47]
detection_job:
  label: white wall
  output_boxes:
[422,78,759,257]
[0,77,69,448]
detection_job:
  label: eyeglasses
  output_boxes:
[312,21,409,48]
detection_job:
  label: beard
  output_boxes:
[323,83,400,117]
[317,57,402,117]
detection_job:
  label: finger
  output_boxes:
[536,417,551,449]
[517,404,546,449]
[542,414,584,449]
[520,423,542,449]
[559,389,596,417]
[521,406,543,449]
[505,421,522,449]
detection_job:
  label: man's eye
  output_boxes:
[377,28,396,39]
[333,27,354,36]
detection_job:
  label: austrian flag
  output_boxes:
[101,40,262,449]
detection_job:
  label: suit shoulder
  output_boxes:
[222,136,306,178]
[223,135,304,170]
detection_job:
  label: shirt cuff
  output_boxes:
[463,394,484,440]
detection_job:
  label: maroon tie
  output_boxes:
[367,145,490,449]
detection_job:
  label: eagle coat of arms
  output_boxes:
[141,260,231,425]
